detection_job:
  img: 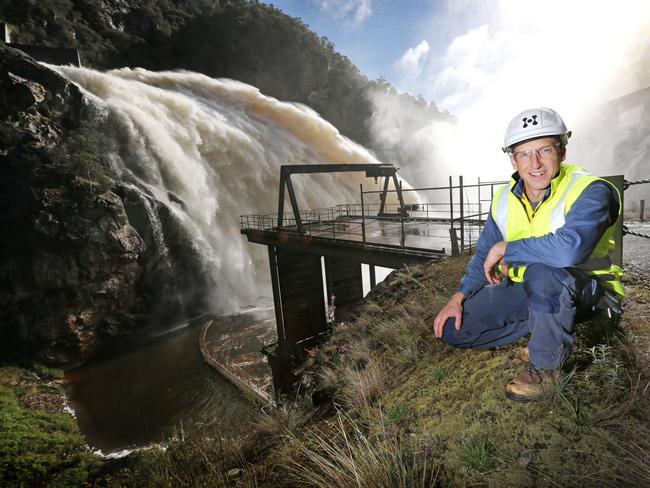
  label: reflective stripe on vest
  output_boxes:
[493,184,509,238]
[547,169,588,232]
[493,169,588,237]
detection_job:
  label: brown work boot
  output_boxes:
[505,365,555,402]
[520,346,529,363]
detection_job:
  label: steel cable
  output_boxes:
[624,178,650,189]
[623,225,650,239]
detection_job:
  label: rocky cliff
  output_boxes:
[0,44,206,364]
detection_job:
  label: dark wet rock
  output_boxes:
[0,44,206,366]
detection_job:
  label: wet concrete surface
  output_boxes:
[201,304,276,403]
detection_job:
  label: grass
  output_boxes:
[0,366,102,488]
[3,256,650,487]
[254,399,310,442]
[429,363,447,385]
[283,412,440,488]
[283,257,650,487]
[143,437,251,488]
[385,403,408,423]
[460,436,496,473]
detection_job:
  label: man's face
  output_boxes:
[509,137,565,198]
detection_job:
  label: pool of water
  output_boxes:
[64,307,274,453]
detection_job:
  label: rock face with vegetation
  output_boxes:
[0,43,139,364]
[0,44,207,364]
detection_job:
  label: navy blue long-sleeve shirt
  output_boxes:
[458,173,620,299]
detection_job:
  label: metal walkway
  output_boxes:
[240,210,456,268]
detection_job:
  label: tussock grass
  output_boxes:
[317,363,342,391]
[338,351,387,413]
[385,403,408,423]
[600,424,650,486]
[284,412,440,488]
[373,317,421,365]
[255,404,306,438]
[143,436,256,488]
[429,363,447,385]
[293,257,650,487]
[460,436,496,473]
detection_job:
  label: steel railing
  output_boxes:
[240,177,508,255]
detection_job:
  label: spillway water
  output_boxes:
[54,66,385,314]
[53,66,394,448]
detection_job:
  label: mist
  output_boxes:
[369,0,650,195]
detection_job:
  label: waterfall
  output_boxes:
[53,66,382,315]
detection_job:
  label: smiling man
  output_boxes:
[432,107,623,402]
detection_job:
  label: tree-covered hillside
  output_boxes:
[0,0,449,149]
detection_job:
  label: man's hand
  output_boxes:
[483,241,508,285]
[433,292,465,338]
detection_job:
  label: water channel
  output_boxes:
[63,258,399,454]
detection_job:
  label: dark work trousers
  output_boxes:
[441,263,602,369]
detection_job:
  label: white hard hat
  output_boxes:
[502,107,571,153]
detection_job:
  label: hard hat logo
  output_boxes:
[522,115,538,128]
[502,107,571,153]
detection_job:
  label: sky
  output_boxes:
[265,0,459,98]
[266,0,650,110]
[264,0,650,181]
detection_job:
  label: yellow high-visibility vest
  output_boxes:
[491,163,623,296]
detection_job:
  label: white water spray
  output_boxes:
[372,0,650,188]
[55,67,383,314]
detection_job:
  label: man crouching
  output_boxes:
[433,107,623,402]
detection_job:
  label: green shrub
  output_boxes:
[30,364,64,381]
